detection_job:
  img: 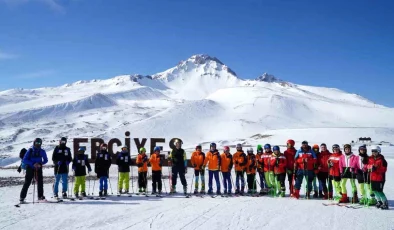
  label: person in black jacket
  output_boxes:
[116,146,131,194]
[168,139,188,194]
[52,137,72,198]
[72,147,92,198]
[95,143,112,197]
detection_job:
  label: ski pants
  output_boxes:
[194,169,205,190]
[99,176,108,191]
[138,172,148,189]
[54,173,68,194]
[274,173,286,194]
[294,169,314,191]
[222,172,232,193]
[246,174,256,191]
[74,176,86,194]
[317,172,329,193]
[329,175,341,197]
[118,172,130,191]
[20,167,44,199]
[152,170,162,192]
[357,171,373,199]
[258,171,267,189]
[208,170,220,192]
[371,181,387,202]
[264,171,275,189]
[171,167,187,188]
[235,170,245,189]
[341,178,357,195]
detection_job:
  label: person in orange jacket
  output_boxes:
[270,146,287,197]
[204,143,221,195]
[136,147,149,194]
[284,139,297,197]
[233,143,247,195]
[220,146,233,195]
[246,148,257,195]
[190,144,206,194]
[256,145,267,195]
[149,146,163,195]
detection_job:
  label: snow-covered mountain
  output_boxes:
[1,54,393,165]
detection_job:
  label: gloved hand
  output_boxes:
[143,156,148,162]
[137,163,143,167]
[88,170,92,175]
[228,166,232,171]
[275,159,279,166]
[249,166,253,171]
[371,166,377,172]
[159,163,162,167]
[314,169,319,174]
[201,165,206,170]
[72,170,75,176]
[66,161,70,165]
[303,158,308,163]
[173,158,178,163]
[235,160,239,165]
[185,167,188,173]
[57,161,62,166]
[328,161,333,168]
[192,164,196,168]
[34,163,41,168]
[17,166,22,173]
[286,169,292,174]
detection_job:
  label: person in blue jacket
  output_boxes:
[19,138,48,203]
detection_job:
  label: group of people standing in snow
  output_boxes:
[16,137,389,210]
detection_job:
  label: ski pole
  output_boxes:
[161,171,167,194]
[189,172,195,195]
[230,171,236,193]
[71,173,75,198]
[131,165,135,194]
[53,164,61,197]
[108,170,113,195]
[145,170,149,196]
[219,171,224,193]
[92,178,96,196]
[33,168,36,204]
[88,174,91,196]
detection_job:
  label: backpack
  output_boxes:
[19,148,27,159]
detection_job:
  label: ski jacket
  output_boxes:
[358,153,369,173]
[149,153,162,171]
[256,152,264,172]
[23,146,48,169]
[72,154,92,176]
[191,151,205,170]
[328,152,342,177]
[270,153,287,174]
[246,153,256,174]
[295,146,317,171]
[136,153,148,172]
[263,151,273,172]
[204,150,221,171]
[220,153,233,173]
[318,150,331,173]
[95,150,112,178]
[233,150,247,172]
[368,155,387,182]
[339,153,360,174]
[169,148,187,168]
[52,145,72,174]
[284,148,296,171]
[116,151,131,173]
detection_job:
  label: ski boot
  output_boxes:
[306,191,311,199]
[352,192,359,204]
[81,192,87,197]
[216,190,221,195]
[380,201,389,210]
[207,189,213,195]
[235,188,240,195]
[319,190,324,198]
[359,196,367,205]
[280,191,285,197]
[19,198,26,204]
[293,189,300,199]
[74,193,79,198]
[313,190,318,198]
[328,192,333,200]
[104,190,108,196]
[99,190,103,197]
[240,186,245,196]
[194,189,198,195]
[367,197,377,206]
[259,189,265,196]
[54,193,59,199]
[339,193,349,203]
[170,186,176,194]
[376,201,383,209]
[151,191,157,195]
[38,196,46,201]
[62,192,67,199]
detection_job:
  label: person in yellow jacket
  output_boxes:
[204,143,221,195]
[136,147,148,194]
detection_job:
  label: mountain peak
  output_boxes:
[256,73,282,82]
[187,54,225,65]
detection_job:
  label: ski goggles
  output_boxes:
[78,146,86,151]
[34,141,42,145]
[60,141,67,144]
[313,148,319,152]
[371,150,379,153]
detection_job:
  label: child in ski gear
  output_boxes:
[339,144,360,203]
[368,145,388,210]
[149,146,163,194]
[52,137,72,198]
[245,148,257,194]
[168,139,188,194]
[256,144,267,195]
[95,143,112,197]
[190,145,206,194]
[317,143,331,199]
[17,148,27,173]
[311,144,321,198]
[270,146,287,197]
[328,144,342,200]
[220,146,233,195]
[116,146,131,194]
[263,144,275,195]
[284,140,296,196]
[204,143,221,195]
[233,143,247,195]
[293,141,317,199]
[136,147,149,193]
[356,145,376,206]
[72,147,92,197]
[20,138,48,202]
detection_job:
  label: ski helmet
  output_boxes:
[312,144,319,150]
[33,138,42,147]
[332,144,340,151]
[320,143,327,147]
[154,146,161,152]
[210,142,216,148]
[264,144,271,150]
[139,147,146,153]
[174,139,182,146]
[60,137,67,145]
[100,143,108,150]
[343,144,351,150]
[358,145,367,153]
[196,144,202,150]
[247,147,253,153]
[78,146,86,152]
[371,145,381,153]
[236,143,242,150]
[257,144,263,151]
[224,146,230,152]
[272,146,280,152]
[287,139,295,146]
[302,141,308,145]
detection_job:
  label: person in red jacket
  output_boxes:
[271,146,287,197]
[368,145,388,210]
[293,141,317,199]
[317,143,331,199]
[256,145,267,195]
[328,144,342,200]
[284,139,296,197]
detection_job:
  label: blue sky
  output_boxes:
[0,0,393,106]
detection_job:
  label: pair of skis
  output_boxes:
[15,199,64,207]
[322,202,364,209]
